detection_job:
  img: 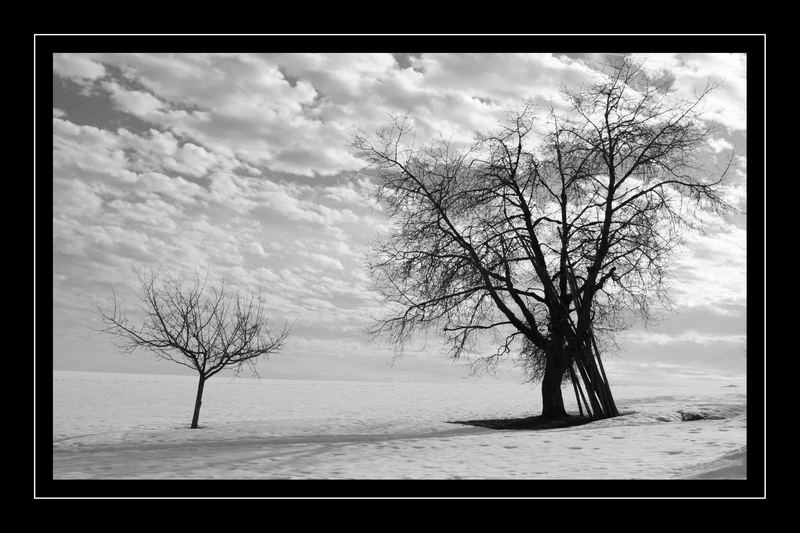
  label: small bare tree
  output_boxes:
[98,270,290,429]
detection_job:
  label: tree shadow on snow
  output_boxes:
[448,414,592,431]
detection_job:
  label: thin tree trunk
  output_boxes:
[570,364,592,418]
[580,336,617,419]
[575,355,604,418]
[582,344,613,416]
[564,263,619,420]
[589,331,619,417]
[540,354,567,419]
[190,375,206,429]
[569,365,587,418]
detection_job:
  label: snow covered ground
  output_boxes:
[51,370,747,479]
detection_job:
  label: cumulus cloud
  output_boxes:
[53,118,217,206]
[301,252,345,271]
[409,53,595,104]
[103,81,167,119]
[707,137,735,153]
[83,54,353,176]
[116,127,241,179]
[67,53,609,178]
[52,52,749,379]
[53,54,106,80]
[622,329,746,347]
[53,177,104,219]
[671,226,747,310]
[52,111,379,340]
[53,118,138,184]
[205,173,365,227]
[631,53,747,132]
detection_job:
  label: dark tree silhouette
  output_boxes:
[98,270,290,428]
[354,59,734,420]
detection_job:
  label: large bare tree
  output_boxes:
[354,59,734,420]
[98,270,290,428]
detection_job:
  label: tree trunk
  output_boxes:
[570,369,584,417]
[190,376,206,429]
[540,355,567,419]
[569,364,592,418]
[575,355,604,418]
[590,333,619,417]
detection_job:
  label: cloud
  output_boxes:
[53,117,138,184]
[116,127,240,178]
[209,175,365,227]
[53,177,104,219]
[323,183,367,204]
[84,54,352,176]
[68,53,609,178]
[57,53,748,182]
[671,226,747,309]
[53,118,216,209]
[275,53,397,99]
[622,329,746,347]
[409,53,595,104]
[53,54,106,80]
[52,52,749,381]
[103,80,167,119]
[722,182,747,209]
[632,53,747,132]
[708,137,734,153]
[52,113,381,342]
[301,252,345,271]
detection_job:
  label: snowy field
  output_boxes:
[51,370,747,480]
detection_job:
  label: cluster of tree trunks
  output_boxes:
[539,267,619,421]
[568,334,619,420]
[567,269,619,420]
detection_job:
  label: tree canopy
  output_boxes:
[98,269,290,428]
[355,59,734,419]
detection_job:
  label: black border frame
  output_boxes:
[35,34,766,499]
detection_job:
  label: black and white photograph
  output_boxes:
[37,35,764,498]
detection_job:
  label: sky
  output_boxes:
[49,51,749,384]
